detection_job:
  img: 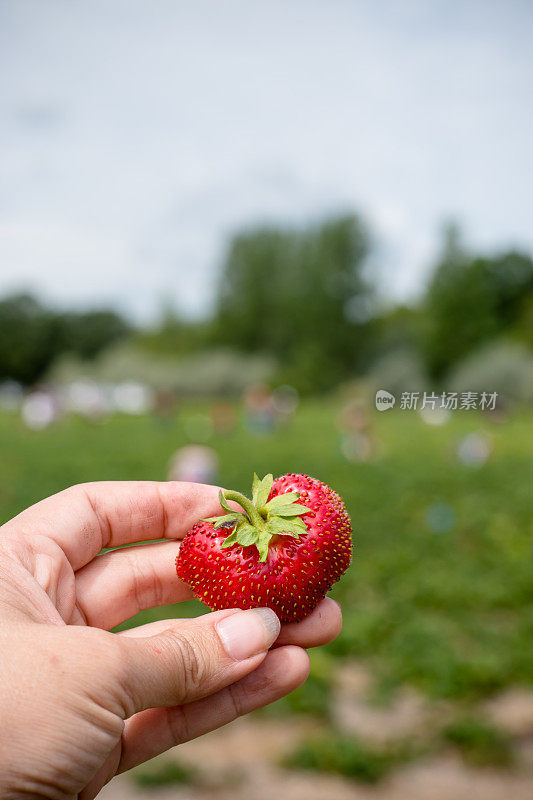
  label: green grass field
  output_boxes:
[1,402,532,705]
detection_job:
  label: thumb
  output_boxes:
[115,608,280,715]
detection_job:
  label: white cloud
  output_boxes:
[0,218,134,307]
[0,0,532,320]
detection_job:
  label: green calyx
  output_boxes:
[203,473,311,562]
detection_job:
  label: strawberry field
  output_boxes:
[1,401,531,709]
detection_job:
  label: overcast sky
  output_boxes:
[1,0,532,321]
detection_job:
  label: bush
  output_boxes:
[443,717,513,767]
[446,340,533,403]
[0,293,130,385]
[284,732,418,783]
[367,348,428,397]
[131,759,196,787]
[48,344,276,395]
[272,650,334,717]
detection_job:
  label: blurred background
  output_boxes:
[1,1,532,798]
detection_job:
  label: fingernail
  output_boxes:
[216,608,280,661]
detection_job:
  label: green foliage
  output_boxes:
[56,310,130,360]
[135,304,211,356]
[282,672,331,717]
[0,404,532,702]
[421,226,533,379]
[271,650,334,717]
[284,732,417,783]
[213,214,374,392]
[216,476,311,562]
[368,348,428,396]
[131,759,196,787]
[443,717,513,767]
[447,340,533,402]
[49,344,275,394]
[3,218,532,394]
[370,304,423,362]
[0,293,130,385]
[0,294,60,385]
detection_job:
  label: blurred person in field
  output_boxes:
[243,382,276,435]
[21,386,61,431]
[168,444,219,484]
[210,400,237,434]
[338,397,374,462]
[153,387,179,422]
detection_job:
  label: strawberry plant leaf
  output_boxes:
[271,527,301,539]
[252,473,262,504]
[254,474,273,507]
[270,503,311,517]
[263,493,300,511]
[256,537,271,562]
[212,514,241,529]
[236,524,259,547]
[217,474,311,560]
[268,517,306,537]
[203,510,244,527]
[218,490,234,514]
[220,530,239,548]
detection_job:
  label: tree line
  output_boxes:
[0,295,130,386]
[1,215,532,391]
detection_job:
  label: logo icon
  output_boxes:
[375,389,395,411]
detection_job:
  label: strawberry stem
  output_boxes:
[209,476,312,563]
[222,490,266,530]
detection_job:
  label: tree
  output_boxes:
[213,214,374,391]
[0,294,59,385]
[0,293,130,386]
[56,309,130,360]
[421,225,533,379]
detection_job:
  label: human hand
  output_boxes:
[0,481,342,799]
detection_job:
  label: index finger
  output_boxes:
[2,481,224,569]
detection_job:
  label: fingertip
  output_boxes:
[276,596,343,648]
[318,596,343,644]
[269,645,311,694]
[284,645,311,687]
[251,645,310,696]
[215,607,280,661]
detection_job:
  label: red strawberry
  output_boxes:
[176,473,352,622]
